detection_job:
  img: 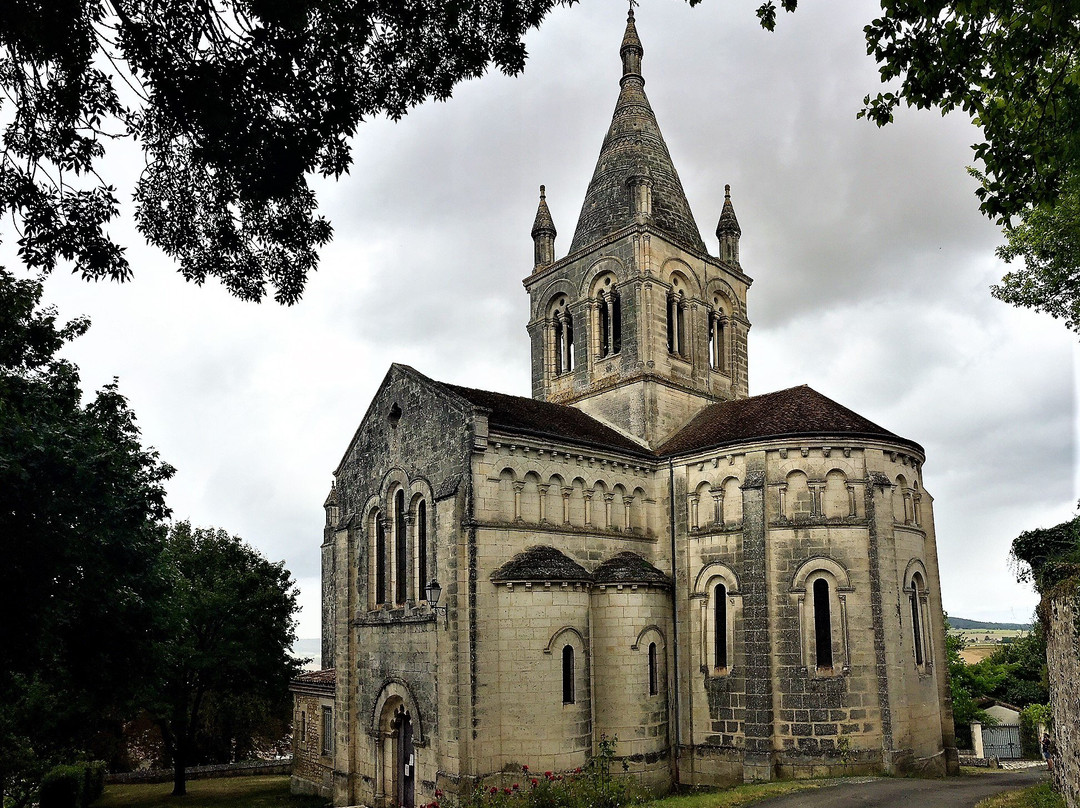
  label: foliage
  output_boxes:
[37,766,84,808]
[37,762,105,808]
[95,775,327,808]
[0,0,584,304]
[752,0,1080,333]
[994,175,1080,331]
[945,620,996,747]
[0,269,173,807]
[146,521,303,796]
[1020,703,1053,759]
[983,625,1049,709]
[1012,514,1080,593]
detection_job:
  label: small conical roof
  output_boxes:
[716,184,741,237]
[531,185,556,238]
[569,10,706,254]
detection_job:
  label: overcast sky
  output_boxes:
[22,0,1078,639]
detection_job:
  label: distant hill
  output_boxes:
[949,617,1031,631]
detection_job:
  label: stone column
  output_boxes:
[537,484,549,523]
[561,487,572,524]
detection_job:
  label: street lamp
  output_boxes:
[425,579,447,628]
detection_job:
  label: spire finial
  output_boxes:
[725,184,731,198]
[540,184,546,200]
[621,3,643,77]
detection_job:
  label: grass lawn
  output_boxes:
[642,780,832,808]
[974,782,1064,808]
[95,775,834,808]
[95,775,327,808]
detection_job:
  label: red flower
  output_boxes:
[544,771,553,778]
[490,787,498,794]
[430,802,439,808]
[530,778,538,786]
[512,784,520,790]
[435,791,444,798]
[522,765,529,772]
[574,768,582,774]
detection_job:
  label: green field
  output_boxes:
[947,628,1028,643]
[96,776,327,808]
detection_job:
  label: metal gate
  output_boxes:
[983,725,1022,759]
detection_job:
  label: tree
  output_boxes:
[1,0,576,304]
[0,269,174,807]
[146,521,302,796]
[753,0,1080,333]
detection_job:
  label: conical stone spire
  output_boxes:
[531,185,557,269]
[716,184,741,237]
[569,9,706,254]
[716,184,741,264]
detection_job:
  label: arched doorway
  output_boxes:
[378,698,414,808]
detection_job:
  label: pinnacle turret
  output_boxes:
[531,185,557,270]
[716,185,741,264]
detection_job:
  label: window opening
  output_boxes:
[911,578,925,666]
[375,517,386,605]
[648,642,658,695]
[395,490,407,604]
[714,583,728,669]
[322,706,333,755]
[562,645,575,704]
[417,500,427,597]
[813,578,833,669]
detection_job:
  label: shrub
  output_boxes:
[39,765,84,808]
[432,736,640,808]
[38,761,107,808]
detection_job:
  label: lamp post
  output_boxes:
[425,579,447,628]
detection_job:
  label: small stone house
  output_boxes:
[291,10,958,805]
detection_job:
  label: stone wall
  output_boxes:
[292,690,334,798]
[1046,586,1080,808]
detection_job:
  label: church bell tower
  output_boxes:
[523,9,752,449]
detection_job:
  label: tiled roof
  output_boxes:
[441,383,649,456]
[657,385,922,456]
[593,552,670,587]
[492,546,591,582]
[568,10,706,255]
[291,665,332,687]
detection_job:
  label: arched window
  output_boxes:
[714,583,728,669]
[667,291,687,357]
[910,572,927,667]
[375,516,387,606]
[709,309,726,371]
[648,642,658,695]
[562,645,575,704]
[552,299,574,375]
[416,499,427,595]
[394,490,407,604]
[599,289,621,357]
[813,578,833,670]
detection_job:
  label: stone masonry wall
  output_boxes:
[1046,587,1080,808]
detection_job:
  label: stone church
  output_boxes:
[291,10,958,805]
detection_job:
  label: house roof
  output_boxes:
[293,668,335,685]
[593,552,671,587]
[656,385,923,456]
[441,382,650,457]
[491,546,592,582]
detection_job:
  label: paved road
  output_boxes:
[752,769,1048,808]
